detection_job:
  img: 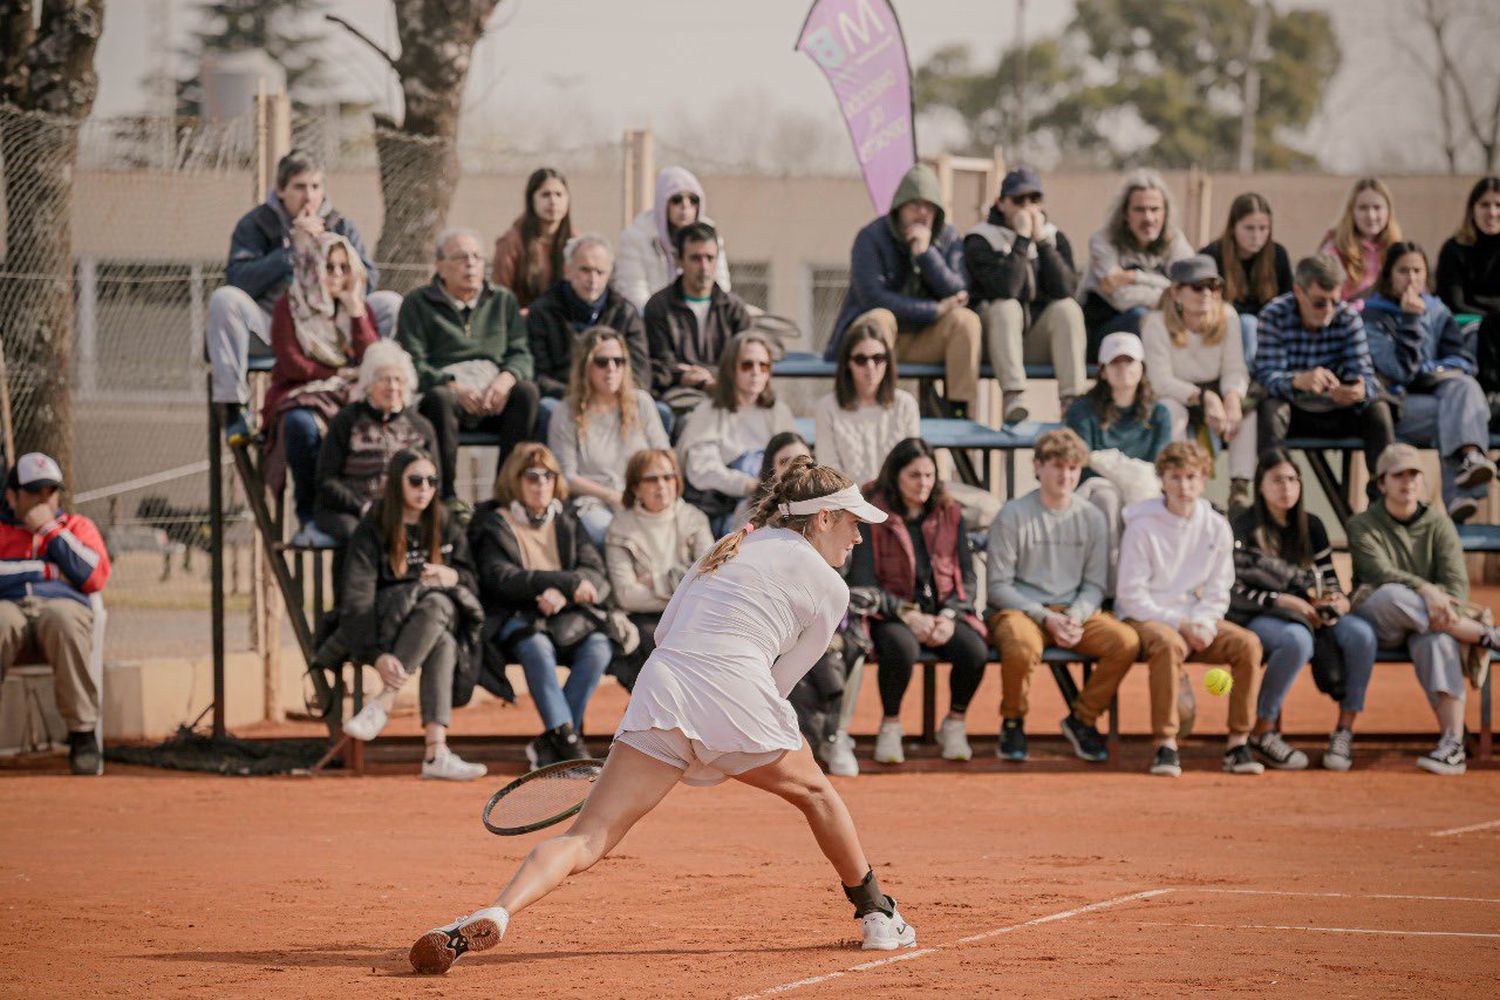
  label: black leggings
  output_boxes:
[872,619,989,718]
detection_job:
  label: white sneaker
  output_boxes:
[422,747,488,781]
[860,902,917,951]
[342,700,389,741]
[1416,737,1467,776]
[874,720,905,764]
[821,732,860,777]
[937,716,972,761]
[410,906,509,974]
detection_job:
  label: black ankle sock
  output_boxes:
[842,868,894,918]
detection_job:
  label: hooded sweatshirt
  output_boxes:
[1114,496,1234,629]
[1361,291,1474,392]
[615,166,732,312]
[825,164,970,359]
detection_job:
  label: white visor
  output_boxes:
[777,484,887,523]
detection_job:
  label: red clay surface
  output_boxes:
[4,746,1499,998]
[6,585,1498,997]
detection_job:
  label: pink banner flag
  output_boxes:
[796,0,916,214]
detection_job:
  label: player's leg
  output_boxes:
[410,742,682,974]
[733,744,916,950]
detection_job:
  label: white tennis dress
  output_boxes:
[614,526,848,785]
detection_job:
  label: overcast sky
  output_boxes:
[93,0,1497,175]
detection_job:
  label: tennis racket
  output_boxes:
[481,758,605,835]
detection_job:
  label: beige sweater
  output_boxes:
[812,389,920,487]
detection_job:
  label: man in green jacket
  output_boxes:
[1350,443,1499,776]
[400,229,540,502]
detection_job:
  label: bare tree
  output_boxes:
[0,0,106,480]
[1404,0,1500,173]
[330,0,502,294]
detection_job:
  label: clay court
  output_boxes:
[5,657,1499,1000]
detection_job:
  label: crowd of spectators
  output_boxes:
[23,153,1494,779]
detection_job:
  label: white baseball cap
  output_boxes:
[13,452,63,490]
[1098,332,1146,366]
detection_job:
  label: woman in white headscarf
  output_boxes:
[263,229,378,545]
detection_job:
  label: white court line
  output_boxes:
[733,889,1169,1000]
[1193,888,1500,904]
[1139,920,1500,940]
[1431,818,1500,838]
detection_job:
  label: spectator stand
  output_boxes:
[208,356,364,773]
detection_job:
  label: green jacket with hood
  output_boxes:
[826,164,970,359]
[1348,500,1469,602]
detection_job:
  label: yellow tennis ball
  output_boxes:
[1204,667,1233,697]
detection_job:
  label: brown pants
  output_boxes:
[849,306,982,404]
[990,609,1140,724]
[0,596,97,731]
[1130,619,1259,741]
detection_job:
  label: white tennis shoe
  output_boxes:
[410,906,509,974]
[860,902,917,951]
[421,746,487,781]
[937,716,972,761]
[342,700,389,741]
[874,720,905,764]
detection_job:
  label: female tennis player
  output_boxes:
[409,457,916,974]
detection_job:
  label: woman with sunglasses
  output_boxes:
[1140,254,1256,513]
[469,443,615,769]
[263,231,378,547]
[813,326,919,488]
[547,327,669,547]
[339,449,488,781]
[603,448,714,691]
[677,331,795,536]
[615,165,731,312]
[491,167,572,311]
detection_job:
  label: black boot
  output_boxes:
[68,730,102,776]
[548,722,591,762]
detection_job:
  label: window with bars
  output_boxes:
[731,260,770,312]
[807,265,851,353]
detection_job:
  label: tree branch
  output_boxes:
[0,0,37,105]
[326,13,398,70]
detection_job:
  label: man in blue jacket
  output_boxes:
[826,164,981,418]
[206,149,401,444]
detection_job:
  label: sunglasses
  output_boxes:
[1303,291,1341,310]
[640,472,678,485]
[1187,279,1222,293]
[849,352,888,367]
[522,469,557,483]
[668,193,701,207]
[1008,192,1043,205]
[738,359,772,373]
[326,261,352,274]
[591,355,627,370]
[405,474,439,488]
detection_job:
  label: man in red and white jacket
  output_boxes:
[0,453,111,774]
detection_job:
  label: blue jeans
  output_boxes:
[1239,312,1258,366]
[1247,612,1378,720]
[576,503,613,548]
[281,407,322,525]
[497,615,611,731]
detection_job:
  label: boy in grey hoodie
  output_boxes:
[1115,442,1264,777]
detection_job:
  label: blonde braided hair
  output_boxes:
[698,456,853,573]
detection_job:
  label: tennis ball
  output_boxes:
[1204,667,1233,696]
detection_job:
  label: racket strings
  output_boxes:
[488,762,600,829]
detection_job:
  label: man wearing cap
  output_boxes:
[1349,443,1500,776]
[964,168,1087,423]
[825,163,982,419]
[1253,254,1395,499]
[0,453,111,775]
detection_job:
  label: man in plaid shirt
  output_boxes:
[1253,254,1395,500]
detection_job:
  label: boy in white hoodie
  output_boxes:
[1116,441,1263,777]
